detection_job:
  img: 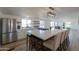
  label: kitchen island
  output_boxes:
[27,29,67,51]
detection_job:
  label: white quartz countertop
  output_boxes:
[27,29,67,41]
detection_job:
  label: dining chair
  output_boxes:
[63,30,70,50]
[60,31,66,44]
[60,30,70,50]
[43,32,62,51]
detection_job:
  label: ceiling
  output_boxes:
[0,7,79,19]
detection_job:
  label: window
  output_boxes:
[50,22,54,27]
[65,22,71,28]
[22,18,31,28]
[54,22,58,26]
[39,21,45,28]
[22,19,27,28]
[50,22,55,30]
[26,20,31,27]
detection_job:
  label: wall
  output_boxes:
[1,13,79,40]
[16,19,27,40]
[51,15,79,30]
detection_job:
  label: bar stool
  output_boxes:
[63,30,70,50]
[43,32,62,51]
[60,31,66,50]
[60,30,70,50]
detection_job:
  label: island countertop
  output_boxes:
[27,29,67,41]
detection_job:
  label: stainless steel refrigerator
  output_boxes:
[1,18,17,44]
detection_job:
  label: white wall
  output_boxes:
[1,12,79,40]
[16,19,27,40]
